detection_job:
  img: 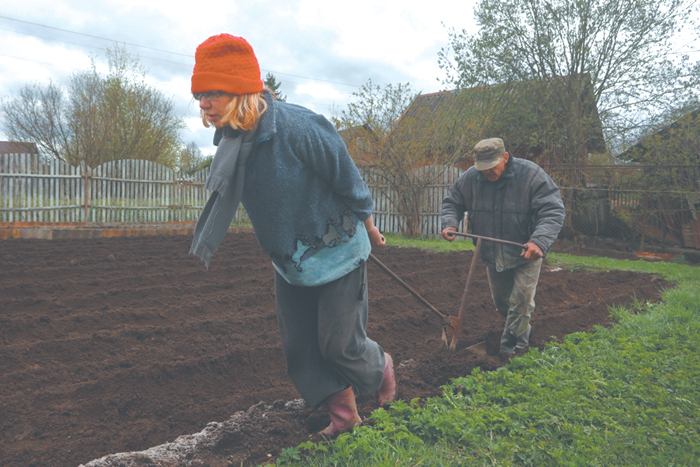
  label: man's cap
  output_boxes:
[473,138,506,171]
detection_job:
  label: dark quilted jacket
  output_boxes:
[441,157,565,271]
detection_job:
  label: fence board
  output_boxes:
[4,159,462,234]
[0,154,77,222]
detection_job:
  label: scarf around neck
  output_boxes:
[189,124,258,268]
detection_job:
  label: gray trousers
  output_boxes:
[486,258,543,338]
[274,262,385,408]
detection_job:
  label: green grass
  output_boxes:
[271,237,700,467]
[383,233,476,253]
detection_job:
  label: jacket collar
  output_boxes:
[213,125,239,146]
[500,154,516,179]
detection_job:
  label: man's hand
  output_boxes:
[521,242,543,260]
[442,227,457,242]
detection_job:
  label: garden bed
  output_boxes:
[0,233,669,466]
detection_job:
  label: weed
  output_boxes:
[276,446,301,465]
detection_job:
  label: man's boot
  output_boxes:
[500,329,518,354]
[378,352,397,406]
[319,386,361,437]
[500,325,531,355]
[515,324,532,352]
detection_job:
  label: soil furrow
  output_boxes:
[0,233,671,467]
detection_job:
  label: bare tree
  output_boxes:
[1,81,72,160]
[1,45,185,168]
[333,79,415,140]
[438,0,700,155]
[176,141,211,176]
[335,80,488,237]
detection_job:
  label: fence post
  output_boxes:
[640,182,649,251]
[180,178,185,222]
[82,163,90,223]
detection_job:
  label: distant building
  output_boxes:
[618,109,700,163]
[338,124,375,166]
[616,109,700,249]
[396,74,606,169]
[0,141,38,155]
[0,141,40,172]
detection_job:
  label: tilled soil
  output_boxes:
[0,233,670,467]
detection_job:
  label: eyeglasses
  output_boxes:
[193,91,226,101]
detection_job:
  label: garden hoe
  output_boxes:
[369,232,527,352]
[368,253,456,338]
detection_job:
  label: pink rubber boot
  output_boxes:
[320,386,361,437]
[378,352,397,406]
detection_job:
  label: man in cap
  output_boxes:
[441,138,565,354]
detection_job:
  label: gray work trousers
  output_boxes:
[274,262,385,408]
[486,258,543,338]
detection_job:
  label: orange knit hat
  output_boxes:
[191,34,263,95]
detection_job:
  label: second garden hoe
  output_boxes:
[369,232,527,351]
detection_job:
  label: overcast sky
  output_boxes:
[0,0,480,156]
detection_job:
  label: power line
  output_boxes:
[0,52,83,71]
[0,26,108,52]
[0,14,190,57]
[0,15,362,88]
[0,26,194,69]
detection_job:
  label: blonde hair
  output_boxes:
[201,89,269,131]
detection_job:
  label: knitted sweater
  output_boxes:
[240,92,373,286]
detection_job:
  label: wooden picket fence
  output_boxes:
[359,165,465,236]
[0,154,462,236]
[0,153,246,225]
[3,153,697,247]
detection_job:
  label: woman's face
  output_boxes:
[198,92,233,128]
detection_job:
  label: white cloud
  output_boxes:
[0,0,482,146]
[295,82,346,112]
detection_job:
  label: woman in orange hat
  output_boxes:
[189,34,396,437]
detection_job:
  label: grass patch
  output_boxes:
[384,233,475,253]
[279,238,700,467]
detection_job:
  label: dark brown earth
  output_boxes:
[0,233,670,467]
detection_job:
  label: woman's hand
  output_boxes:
[364,216,386,247]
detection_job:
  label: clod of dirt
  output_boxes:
[79,400,312,467]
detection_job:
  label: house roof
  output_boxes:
[618,108,700,162]
[338,124,375,165]
[401,90,464,117]
[337,123,374,142]
[0,141,38,154]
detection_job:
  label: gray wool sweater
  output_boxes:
[240,91,373,286]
